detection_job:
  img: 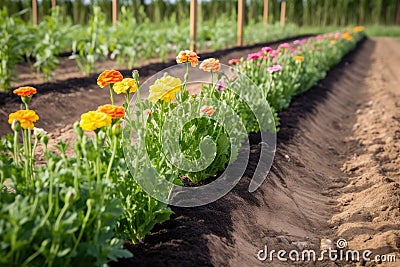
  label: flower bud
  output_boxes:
[73,121,83,138]
[132,70,139,81]
[65,188,76,204]
[33,127,47,140]
[42,135,49,146]
[112,123,122,136]
[11,119,21,132]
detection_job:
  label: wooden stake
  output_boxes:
[51,0,56,8]
[112,0,118,25]
[280,1,286,26]
[190,0,197,51]
[237,0,244,46]
[32,0,38,26]
[263,0,269,25]
[396,0,400,25]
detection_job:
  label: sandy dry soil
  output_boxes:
[0,37,399,267]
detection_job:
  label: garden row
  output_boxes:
[0,27,365,266]
[0,6,297,91]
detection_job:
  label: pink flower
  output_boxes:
[228,58,241,65]
[293,39,307,45]
[200,105,215,116]
[215,78,227,91]
[247,52,263,60]
[267,65,282,73]
[261,46,273,53]
[270,49,280,58]
[278,43,292,50]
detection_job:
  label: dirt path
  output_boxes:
[0,37,399,266]
[331,38,400,266]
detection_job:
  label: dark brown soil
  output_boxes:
[1,36,399,267]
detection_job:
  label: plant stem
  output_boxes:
[110,84,115,105]
[94,131,102,191]
[106,135,117,181]
[183,63,189,92]
[70,200,92,259]
[22,129,30,183]
[13,130,19,164]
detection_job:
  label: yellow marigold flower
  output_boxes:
[148,75,182,103]
[199,58,221,72]
[176,50,199,67]
[97,104,125,119]
[13,86,37,97]
[342,32,353,41]
[79,111,112,131]
[97,70,123,88]
[330,40,337,45]
[8,110,39,130]
[353,26,365,33]
[113,78,138,94]
[200,105,215,116]
[294,56,305,61]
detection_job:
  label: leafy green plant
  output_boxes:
[32,7,70,81]
[0,8,24,91]
[233,28,365,127]
[70,6,109,75]
[0,73,175,265]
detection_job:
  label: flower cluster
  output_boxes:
[228,28,364,114]
[176,50,199,67]
[8,86,40,129]
[78,70,137,132]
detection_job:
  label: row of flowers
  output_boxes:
[1,26,365,266]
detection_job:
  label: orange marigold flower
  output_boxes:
[176,50,199,67]
[342,32,353,41]
[353,26,365,33]
[113,78,138,94]
[293,56,305,61]
[97,70,123,88]
[97,104,125,119]
[199,58,221,72]
[79,111,112,131]
[200,105,215,116]
[8,110,39,130]
[13,86,37,97]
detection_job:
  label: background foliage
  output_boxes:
[0,0,399,26]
